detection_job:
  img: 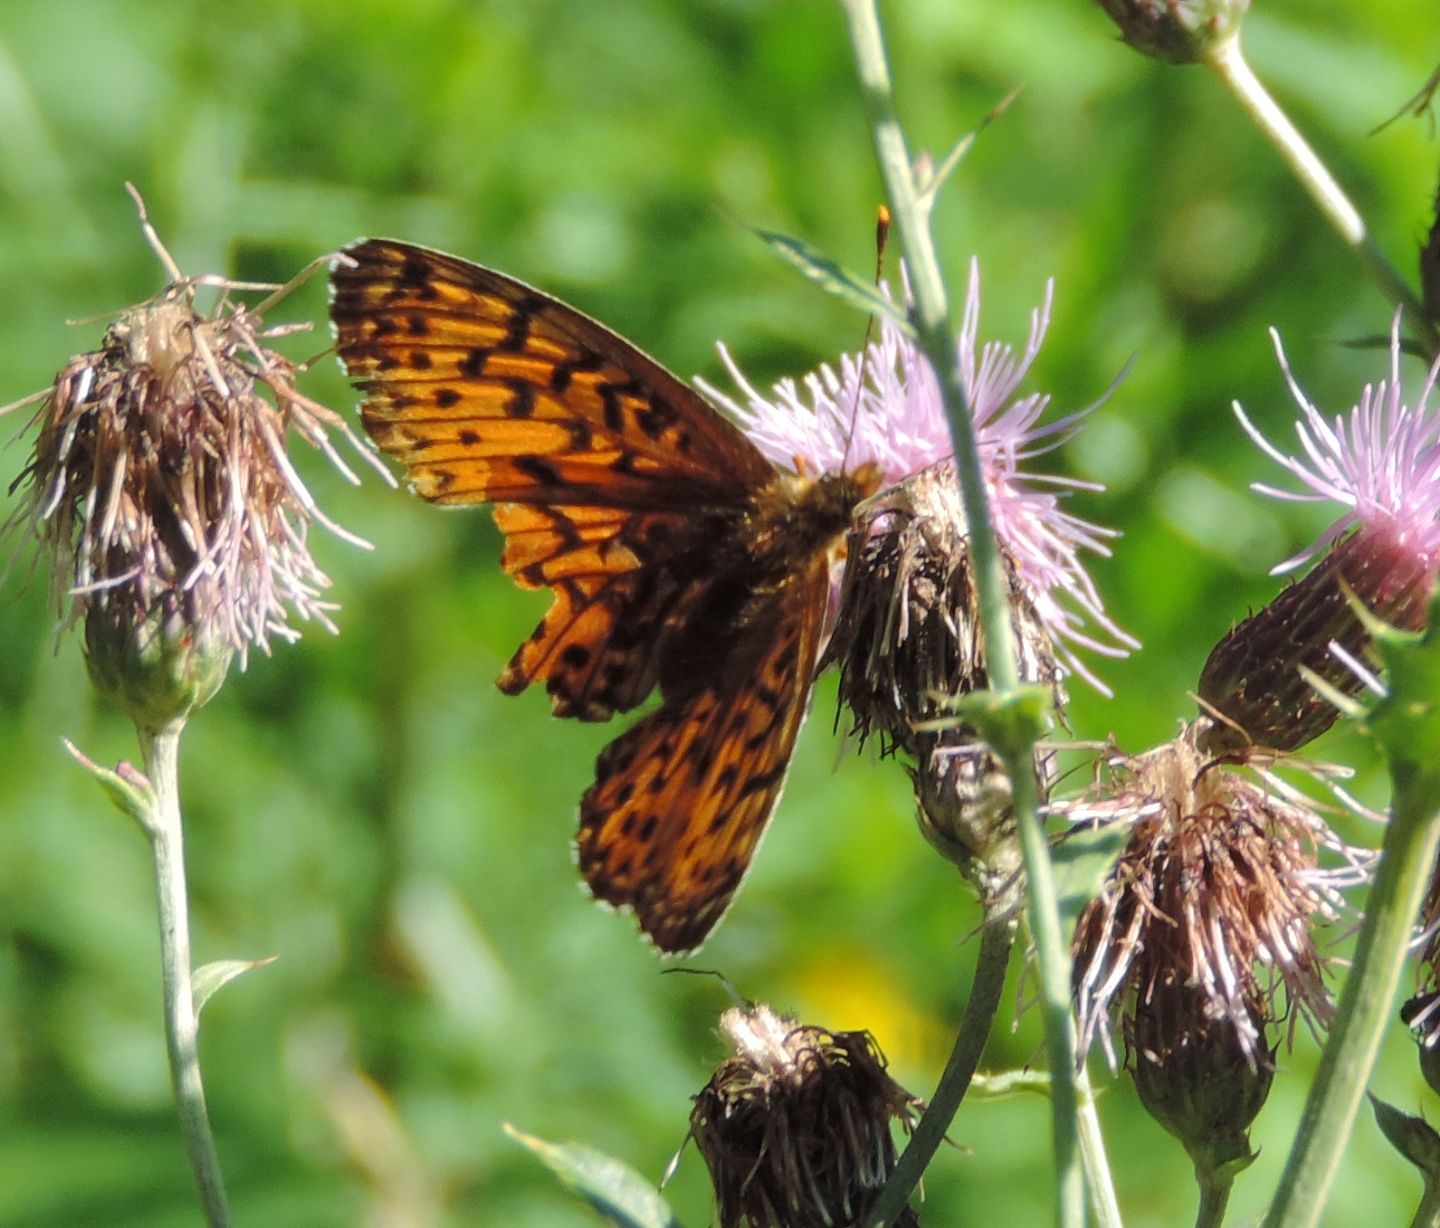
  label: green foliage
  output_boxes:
[505,1127,680,1228]
[0,1,1436,1225]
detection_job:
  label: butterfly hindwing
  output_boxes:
[576,558,830,953]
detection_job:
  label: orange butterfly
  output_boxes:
[331,239,879,952]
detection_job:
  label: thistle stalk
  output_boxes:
[841,3,1085,1224]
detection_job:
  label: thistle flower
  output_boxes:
[702,260,1132,876]
[702,259,1132,689]
[4,202,377,730]
[1199,314,1440,754]
[690,1002,922,1228]
[1066,722,1367,1072]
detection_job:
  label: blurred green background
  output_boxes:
[0,1,1436,1224]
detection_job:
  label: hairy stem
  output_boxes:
[1205,36,1438,361]
[1262,776,1440,1228]
[841,4,1084,1225]
[138,723,233,1228]
[865,915,1017,1227]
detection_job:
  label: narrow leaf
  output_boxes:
[505,1124,681,1228]
[1051,822,1130,930]
[192,957,277,1021]
[62,738,155,832]
[750,227,914,337]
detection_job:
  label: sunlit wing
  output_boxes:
[576,559,830,953]
[330,238,772,507]
[330,238,772,718]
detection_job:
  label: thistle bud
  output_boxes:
[1198,317,1440,755]
[690,1003,922,1228]
[1093,0,1250,65]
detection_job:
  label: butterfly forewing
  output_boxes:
[330,238,870,950]
[330,239,772,507]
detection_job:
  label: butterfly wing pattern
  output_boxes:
[331,239,873,951]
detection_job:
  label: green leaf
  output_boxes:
[1051,821,1130,931]
[749,227,915,338]
[62,738,155,833]
[917,86,1022,208]
[938,684,1054,760]
[505,1125,681,1228]
[191,957,277,1022]
[1370,1094,1440,1176]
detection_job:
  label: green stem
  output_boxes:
[865,915,1017,1227]
[1262,779,1440,1228]
[1204,35,1439,362]
[1194,1161,1234,1228]
[1413,1175,1440,1228]
[1077,1066,1124,1228]
[138,723,234,1228]
[840,4,1082,1225]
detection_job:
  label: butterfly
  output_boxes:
[330,239,880,952]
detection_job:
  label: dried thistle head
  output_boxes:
[1065,722,1367,1072]
[690,1003,922,1228]
[5,191,378,731]
[829,460,1065,885]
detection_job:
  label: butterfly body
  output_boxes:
[331,239,878,951]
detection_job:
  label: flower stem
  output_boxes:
[865,915,1016,1227]
[1194,1163,1234,1228]
[1262,776,1440,1228]
[138,722,234,1228]
[1077,1066,1124,1228]
[841,5,1083,1226]
[1204,35,1439,361]
[1412,1174,1440,1228]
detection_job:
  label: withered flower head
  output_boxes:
[1066,721,1367,1071]
[1199,315,1440,754]
[690,1003,922,1228]
[5,195,377,731]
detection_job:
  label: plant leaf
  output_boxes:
[1051,821,1130,930]
[192,957,277,1022]
[505,1124,681,1228]
[749,226,914,337]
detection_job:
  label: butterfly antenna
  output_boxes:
[660,966,750,1009]
[838,204,891,476]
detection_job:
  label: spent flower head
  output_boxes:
[4,194,381,729]
[1064,721,1369,1072]
[690,1002,922,1228]
[1199,314,1440,752]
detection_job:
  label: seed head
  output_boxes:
[5,195,378,729]
[690,1003,922,1228]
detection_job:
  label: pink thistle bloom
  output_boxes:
[698,258,1135,688]
[1237,313,1440,577]
[1199,313,1440,753]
